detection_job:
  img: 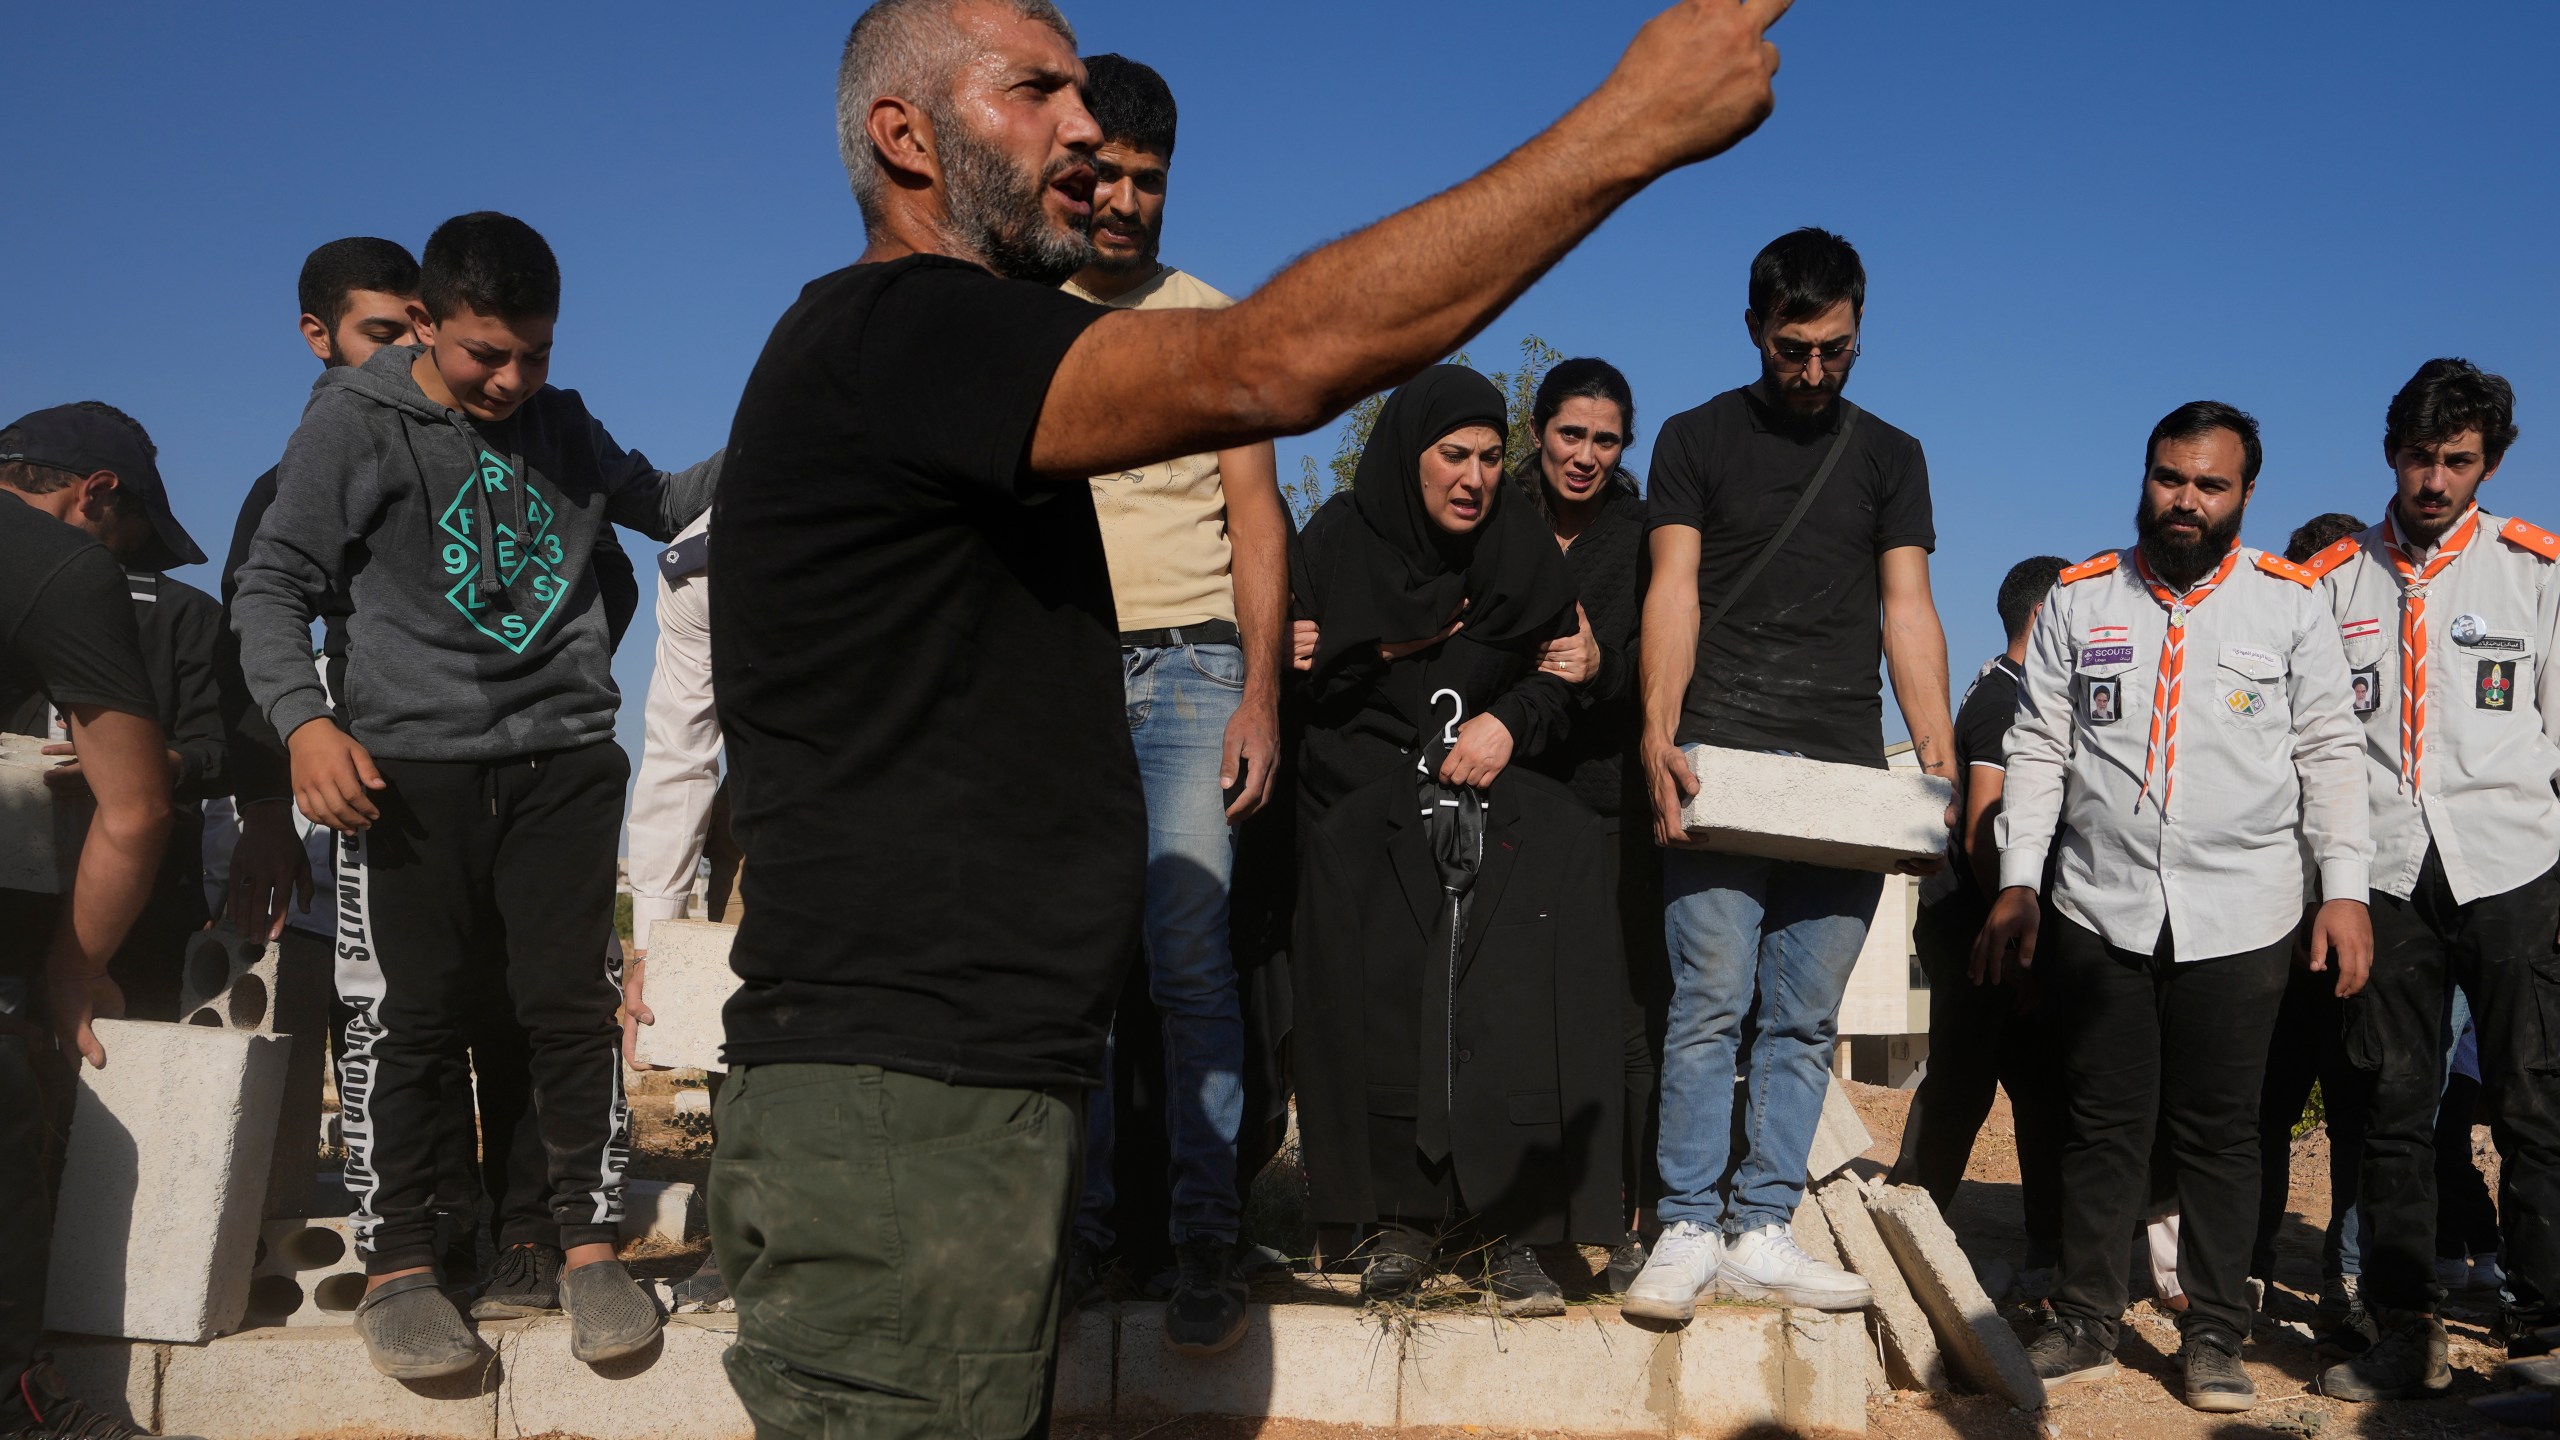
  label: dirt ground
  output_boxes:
[611,1074,2525,1438]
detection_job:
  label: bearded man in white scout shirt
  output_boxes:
[1978,400,2374,1415]
[2300,360,2560,1403]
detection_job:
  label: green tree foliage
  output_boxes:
[1280,335,1563,524]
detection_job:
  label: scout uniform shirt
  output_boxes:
[1997,544,2372,961]
[2303,508,2560,903]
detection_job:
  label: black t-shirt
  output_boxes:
[1,493,156,725]
[1947,654,2023,904]
[1644,386,1935,767]
[710,254,1138,1090]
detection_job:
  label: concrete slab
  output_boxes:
[1792,1192,1844,1269]
[48,1020,290,1343]
[1805,1076,1877,1186]
[1669,1305,1781,1436]
[158,1323,499,1440]
[1398,1309,1680,1435]
[0,732,80,893]
[1776,1309,1884,1433]
[621,1178,698,1244]
[1120,1301,1398,1425]
[633,920,737,1072]
[243,1217,366,1328]
[1868,1184,2044,1409]
[48,1336,161,1429]
[1052,1304,1114,1417]
[1817,1176,1944,1393]
[501,1314,748,1440]
[1680,746,1954,873]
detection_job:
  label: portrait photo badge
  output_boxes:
[2083,677,2121,727]
[2350,666,2381,714]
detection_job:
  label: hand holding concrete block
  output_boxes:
[1680,745,1953,872]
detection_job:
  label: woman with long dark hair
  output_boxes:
[1288,366,1631,1315]
[1510,358,1665,1289]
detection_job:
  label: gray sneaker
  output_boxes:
[2322,1309,2450,1401]
[2182,1335,2256,1414]
[354,1273,488,1380]
[2026,1318,2117,1387]
[559,1259,663,1364]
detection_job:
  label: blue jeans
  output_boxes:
[1078,643,1247,1249]
[1657,848,1882,1233]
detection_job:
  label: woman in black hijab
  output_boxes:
[1289,366,1632,1315]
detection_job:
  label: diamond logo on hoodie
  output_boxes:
[438,450,570,654]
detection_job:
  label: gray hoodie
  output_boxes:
[232,344,718,763]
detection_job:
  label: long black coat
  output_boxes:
[1292,761,1631,1246]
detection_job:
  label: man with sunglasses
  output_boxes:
[1623,226,1955,1319]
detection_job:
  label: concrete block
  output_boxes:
[242,1217,365,1328]
[1793,1192,1843,1269]
[620,1178,698,1244]
[1816,1177,1943,1392]
[1120,1302,1398,1425]
[1777,1309,1882,1433]
[501,1314,747,1440]
[159,1323,498,1440]
[1399,1310,1679,1434]
[1805,1076,1877,1186]
[1670,1305,1783,1436]
[673,1087,711,1115]
[0,732,83,893]
[1051,1304,1114,1417]
[46,1337,162,1429]
[176,928,335,1217]
[633,920,737,1073]
[1680,745,1954,873]
[48,1020,290,1343]
[1868,1183,2044,1409]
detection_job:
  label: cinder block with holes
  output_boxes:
[242,1217,367,1328]
[0,731,85,892]
[633,920,738,1072]
[178,928,334,1217]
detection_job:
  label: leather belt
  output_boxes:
[1119,620,1240,649]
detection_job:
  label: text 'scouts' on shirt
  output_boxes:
[710,255,1140,1090]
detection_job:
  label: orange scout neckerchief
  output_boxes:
[2132,545,2242,812]
[2382,505,2483,793]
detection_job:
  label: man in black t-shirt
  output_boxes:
[1887,554,2069,1291]
[0,425,178,1440]
[1622,228,1959,1322]
[709,0,1791,1429]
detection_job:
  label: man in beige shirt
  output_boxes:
[1056,53,1289,1358]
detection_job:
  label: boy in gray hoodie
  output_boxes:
[232,212,718,1377]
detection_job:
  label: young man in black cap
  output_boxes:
[0,406,182,1440]
[233,211,717,1377]
[1,404,222,1024]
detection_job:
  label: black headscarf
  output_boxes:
[1298,366,1577,675]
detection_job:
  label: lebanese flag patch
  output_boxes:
[2341,618,2383,641]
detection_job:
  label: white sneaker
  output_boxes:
[1620,1220,1724,1323]
[1720,1222,1874,1311]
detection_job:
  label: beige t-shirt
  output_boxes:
[1060,266,1237,631]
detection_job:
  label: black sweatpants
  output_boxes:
[2353,851,2560,1323]
[335,743,631,1274]
[2251,962,2367,1282]
[1889,893,2065,1266]
[2044,915,2291,1349]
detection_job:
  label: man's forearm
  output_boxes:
[1640,592,1697,743]
[1882,586,1955,778]
[1222,441,1289,706]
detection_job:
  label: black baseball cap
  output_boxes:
[0,404,205,570]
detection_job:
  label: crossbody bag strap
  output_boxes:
[1699,400,1862,645]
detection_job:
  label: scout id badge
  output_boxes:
[2479,660,2517,711]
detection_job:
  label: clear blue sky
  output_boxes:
[6,1,2555,765]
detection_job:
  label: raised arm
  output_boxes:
[1028,0,1789,479]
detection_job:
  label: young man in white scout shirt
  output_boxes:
[2301,360,2560,1402]
[1978,401,2373,1414]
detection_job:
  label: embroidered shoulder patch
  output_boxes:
[2501,517,2560,562]
[2300,535,2363,579]
[2059,550,2120,585]
[2254,552,2316,588]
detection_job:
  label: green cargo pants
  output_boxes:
[710,1063,1081,1440]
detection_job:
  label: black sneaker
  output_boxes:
[2319,1295,2379,1356]
[1603,1231,1649,1293]
[560,1259,662,1364]
[2181,1334,2256,1413]
[468,1241,562,1320]
[1162,1238,1249,1355]
[354,1272,489,1380]
[2025,1318,2117,1387]
[6,1360,203,1440]
[2322,1309,2450,1401]
[1359,1226,1434,1303]
[1485,1241,1566,1317]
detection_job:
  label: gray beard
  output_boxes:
[934,111,1092,287]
